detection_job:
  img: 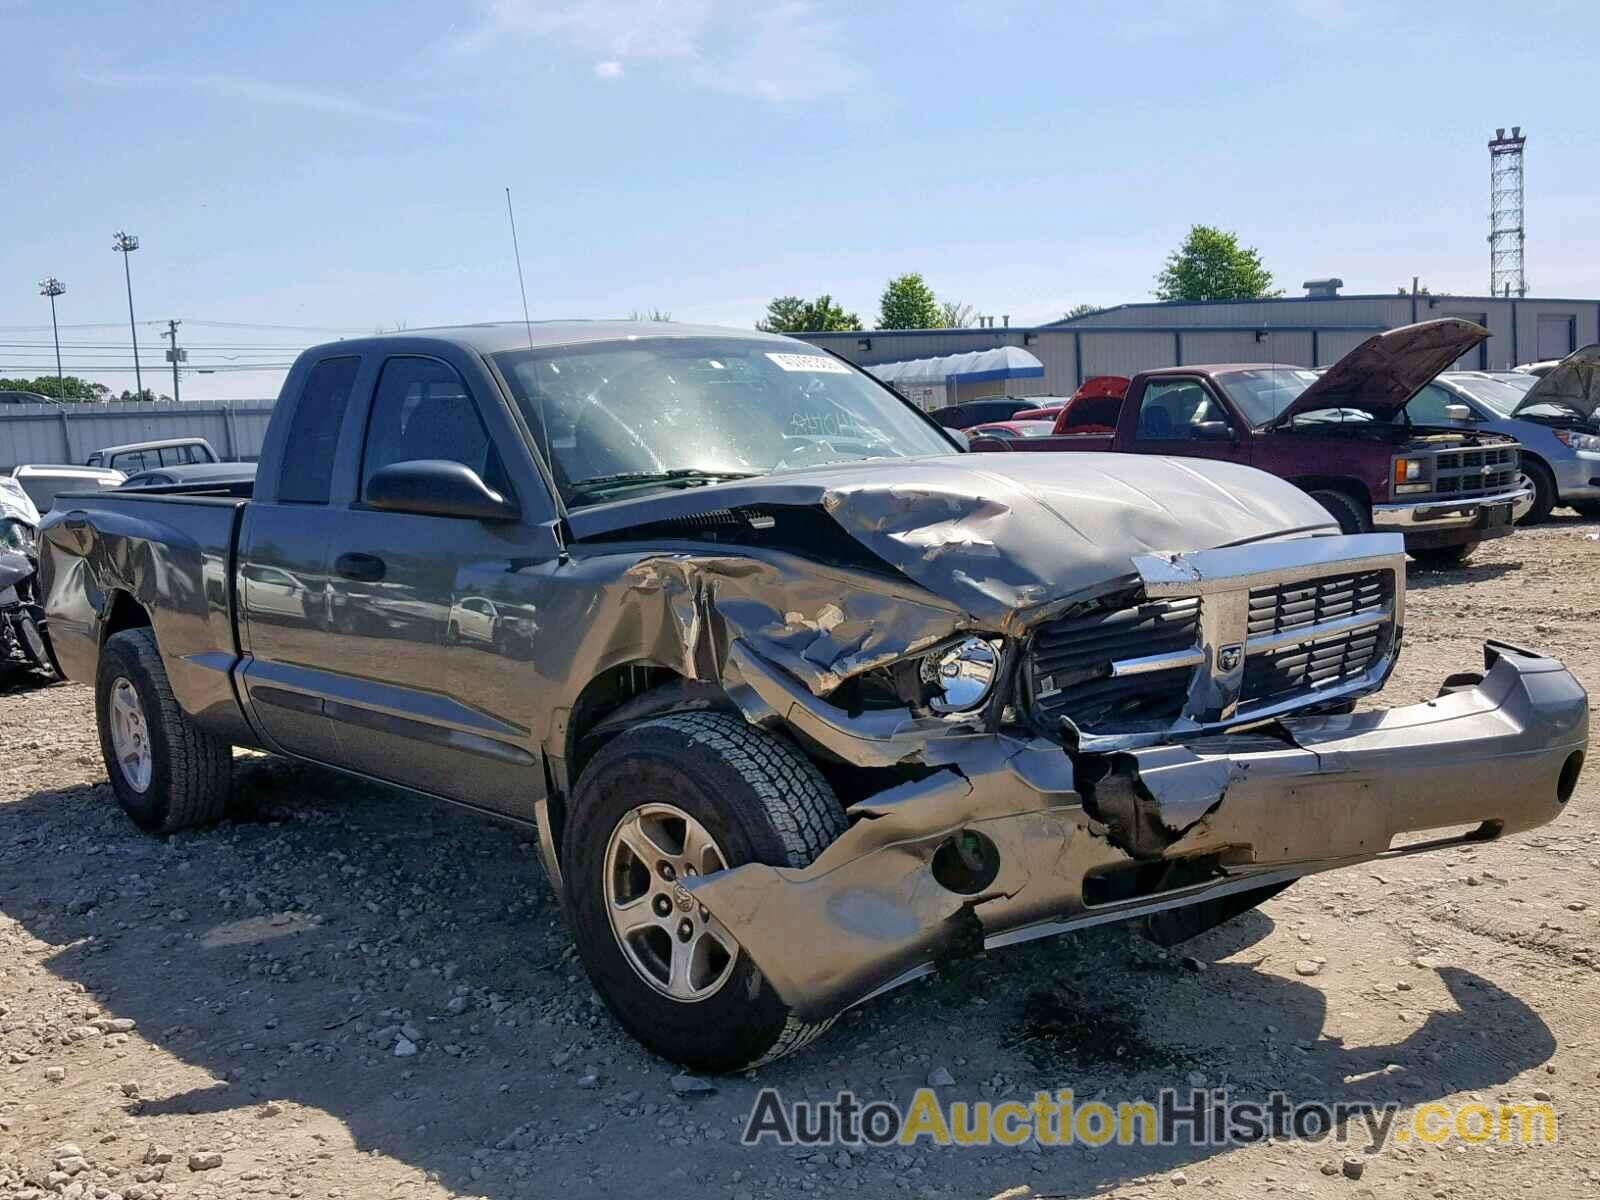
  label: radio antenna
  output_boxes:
[504,186,559,507]
[505,187,535,350]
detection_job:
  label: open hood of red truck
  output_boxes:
[1264,319,1489,428]
[1513,343,1600,423]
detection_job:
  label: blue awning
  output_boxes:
[867,346,1045,387]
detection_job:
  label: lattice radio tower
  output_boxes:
[1488,126,1527,297]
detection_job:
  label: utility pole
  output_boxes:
[161,319,184,402]
[113,230,143,398]
[37,277,66,385]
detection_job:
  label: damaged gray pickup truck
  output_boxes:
[39,322,1589,1071]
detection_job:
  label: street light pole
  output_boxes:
[112,231,142,398]
[37,277,66,385]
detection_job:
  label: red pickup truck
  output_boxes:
[971,320,1531,565]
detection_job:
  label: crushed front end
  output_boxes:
[686,533,1588,1021]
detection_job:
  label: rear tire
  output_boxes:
[1517,457,1557,524]
[96,628,232,833]
[563,711,847,1071]
[1409,543,1477,568]
[1308,489,1372,535]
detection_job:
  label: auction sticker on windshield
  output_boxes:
[766,352,851,374]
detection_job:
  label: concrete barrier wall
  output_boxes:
[0,398,278,471]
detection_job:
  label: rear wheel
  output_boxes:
[1308,489,1372,535]
[96,628,232,832]
[563,711,847,1071]
[1410,542,1477,568]
[1517,457,1557,524]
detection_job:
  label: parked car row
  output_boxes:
[31,318,1589,1073]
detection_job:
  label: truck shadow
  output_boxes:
[0,756,1558,1200]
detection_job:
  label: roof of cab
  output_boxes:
[301,320,799,360]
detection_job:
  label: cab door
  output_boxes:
[318,349,562,820]
[1128,376,1253,468]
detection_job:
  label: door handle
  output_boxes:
[335,552,386,582]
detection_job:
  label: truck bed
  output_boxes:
[40,489,253,742]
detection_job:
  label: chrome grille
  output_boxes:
[1431,445,1519,500]
[1026,598,1199,729]
[1028,547,1402,745]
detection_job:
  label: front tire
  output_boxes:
[96,628,232,833]
[563,711,847,1071]
[1308,489,1372,535]
[1517,457,1557,524]
[1410,542,1477,568]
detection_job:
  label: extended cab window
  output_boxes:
[279,356,360,504]
[1135,379,1224,440]
[361,357,508,498]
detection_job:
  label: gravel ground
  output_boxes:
[3,515,1599,1200]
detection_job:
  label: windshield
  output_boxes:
[1447,374,1534,416]
[1215,367,1329,426]
[492,337,958,506]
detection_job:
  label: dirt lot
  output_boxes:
[3,515,1599,1200]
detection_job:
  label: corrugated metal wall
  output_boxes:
[0,399,278,472]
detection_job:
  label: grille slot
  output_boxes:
[1027,598,1199,729]
[1242,627,1384,705]
[1247,571,1387,640]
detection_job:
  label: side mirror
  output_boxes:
[365,460,519,522]
[1443,403,1474,422]
[1192,421,1235,442]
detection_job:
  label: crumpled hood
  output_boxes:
[567,453,1336,626]
[1514,343,1600,422]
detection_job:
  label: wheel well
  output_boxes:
[101,591,152,642]
[553,664,733,867]
[1289,476,1372,508]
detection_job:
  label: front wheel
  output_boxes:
[563,711,847,1071]
[1308,489,1372,535]
[1410,542,1477,568]
[1517,457,1557,525]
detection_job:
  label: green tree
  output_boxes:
[937,299,977,328]
[627,308,673,322]
[878,273,942,330]
[1154,225,1281,302]
[1061,303,1104,321]
[756,294,861,333]
[0,375,107,402]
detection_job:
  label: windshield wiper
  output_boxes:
[567,468,760,501]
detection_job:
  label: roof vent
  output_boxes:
[1302,277,1344,298]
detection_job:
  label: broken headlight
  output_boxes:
[920,637,1002,714]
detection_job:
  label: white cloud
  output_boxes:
[79,69,428,125]
[469,0,860,103]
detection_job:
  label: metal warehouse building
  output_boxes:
[800,286,1600,405]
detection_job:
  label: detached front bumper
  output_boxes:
[1373,484,1532,544]
[690,642,1587,1021]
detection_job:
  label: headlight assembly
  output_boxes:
[1555,429,1600,453]
[920,637,1002,714]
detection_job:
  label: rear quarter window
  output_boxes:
[279,356,361,504]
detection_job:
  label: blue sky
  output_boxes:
[2,0,1597,400]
